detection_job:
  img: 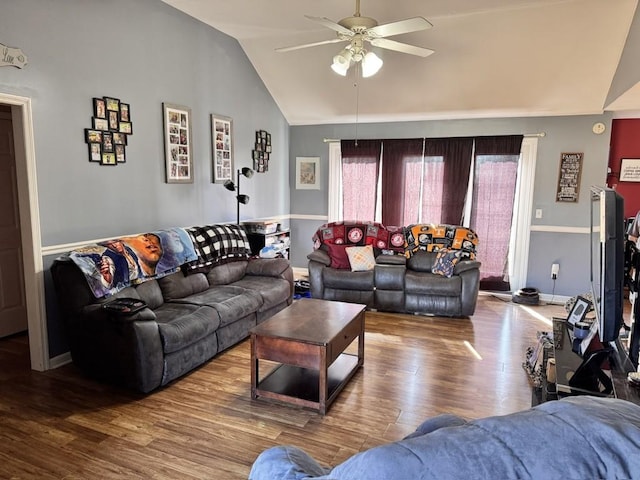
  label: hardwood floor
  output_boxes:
[0,294,566,479]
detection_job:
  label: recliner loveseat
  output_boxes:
[307,222,481,317]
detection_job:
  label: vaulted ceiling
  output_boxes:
[161,0,640,125]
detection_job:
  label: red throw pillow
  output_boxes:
[325,243,351,269]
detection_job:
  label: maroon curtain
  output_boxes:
[471,135,524,291]
[423,137,474,225]
[381,138,424,227]
[340,140,382,222]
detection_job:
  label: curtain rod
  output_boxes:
[322,132,546,143]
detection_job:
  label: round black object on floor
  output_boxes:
[512,287,540,305]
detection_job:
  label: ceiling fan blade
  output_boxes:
[367,17,432,38]
[370,38,434,57]
[276,38,345,53]
[304,15,354,36]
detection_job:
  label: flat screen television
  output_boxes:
[589,186,625,344]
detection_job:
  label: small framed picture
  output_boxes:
[101,152,116,165]
[113,132,127,145]
[266,133,271,145]
[119,103,130,122]
[115,144,126,163]
[88,143,101,162]
[102,132,114,153]
[119,121,132,134]
[108,110,119,131]
[296,156,320,190]
[93,98,106,119]
[93,117,109,131]
[567,295,591,328]
[105,97,120,111]
[85,129,103,143]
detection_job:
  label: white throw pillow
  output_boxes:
[345,245,376,272]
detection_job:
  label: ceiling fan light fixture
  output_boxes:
[361,51,383,77]
[331,48,353,76]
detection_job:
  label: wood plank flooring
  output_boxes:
[0,294,566,479]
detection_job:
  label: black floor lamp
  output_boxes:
[224,167,254,224]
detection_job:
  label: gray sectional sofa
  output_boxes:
[51,225,293,393]
[307,222,481,317]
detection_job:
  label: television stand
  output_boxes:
[534,318,640,406]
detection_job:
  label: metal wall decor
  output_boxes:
[84,96,133,165]
[252,130,271,173]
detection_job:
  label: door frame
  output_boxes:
[1,92,47,371]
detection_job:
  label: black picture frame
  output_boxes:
[85,128,103,143]
[93,117,109,131]
[88,142,101,163]
[102,132,114,153]
[101,152,117,165]
[93,98,106,119]
[105,97,120,112]
[113,132,127,145]
[567,295,591,328]
[108,110,119,131]
[119,121,132,135]
[115,144,126,163]
[119,103,130,122]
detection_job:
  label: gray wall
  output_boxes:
[289,114,613,298]
[1,0,289,357]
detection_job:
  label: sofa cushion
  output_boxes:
[405,270,461,296]
[231,276,292,312]
[134,280,165,310]
[154,303,220,354]
[207,261,248,285]
[171,285,262,327]
[325,243,351,269]
[346,245,376,271]
[158,271,209,301]
[324,268,374,291]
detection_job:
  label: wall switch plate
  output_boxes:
[535,209,542,219]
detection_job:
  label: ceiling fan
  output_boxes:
[276,0,434,77]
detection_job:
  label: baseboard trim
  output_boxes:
[49,351,72,369]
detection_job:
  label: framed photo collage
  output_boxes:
[85,96,133,166]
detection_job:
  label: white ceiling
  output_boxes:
[161,0,640,125]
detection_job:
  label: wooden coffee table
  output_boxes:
[250,298,365,414]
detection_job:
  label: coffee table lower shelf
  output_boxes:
[254,353,360,412]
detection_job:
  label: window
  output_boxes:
[328,135,538,292]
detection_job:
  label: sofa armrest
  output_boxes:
[453,260,481,275]
[376,254,407,266]
[307,249,331,266]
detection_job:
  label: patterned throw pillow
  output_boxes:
[345,245,376,272]
[432,248,464,277]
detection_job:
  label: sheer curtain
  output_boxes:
[470,135,523,291]
[340,140,382,222]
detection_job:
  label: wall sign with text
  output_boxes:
[556,152,583,203]
[620,158,640,182]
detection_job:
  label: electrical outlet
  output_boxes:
[535,209,542,219]
[551,263,559,279]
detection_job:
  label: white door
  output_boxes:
[0,106,28,338]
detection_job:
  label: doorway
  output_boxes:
[0,105,28,338]
[0,94,47,371]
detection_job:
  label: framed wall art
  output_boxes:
[163,103,193,183]
[211,114,233,184]
[555,152,583,203]
[296,156,320,190]
[85,95,133,166]
[620,158,640,182]
[253,129,271,173]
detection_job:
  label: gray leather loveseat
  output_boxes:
[307,222,481,317]
[51,224,293,393]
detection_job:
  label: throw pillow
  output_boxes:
[346,245,376,272]
[432,248,463,277]
[325,243,351,269]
